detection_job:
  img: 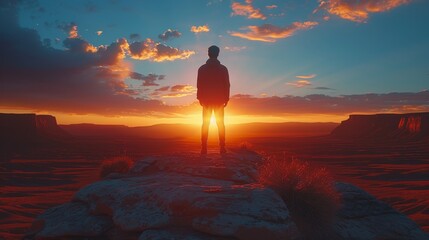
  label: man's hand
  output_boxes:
[224,101,228,107]
[199,101,204,107]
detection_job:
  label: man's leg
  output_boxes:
[201,105,212,154]
[214,106,226,153]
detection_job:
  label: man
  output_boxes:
[197,45,230,155]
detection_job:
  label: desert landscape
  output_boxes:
[1,112,428,239]
[2,0,429,238]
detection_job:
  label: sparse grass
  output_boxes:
[99,155,133,178]
[258,155,340,240]
[238,141,254,151]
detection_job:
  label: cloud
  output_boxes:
[231,0,267,20]
[129,72,165,87]
[316,0,411,23]
[0,3,181,116]
[314,87,335,90]
[96,30,103,36]
[128,39,195,62]
[190,25,210,33]
[129,33,140,40]
[224,46,247,52]
[158,29,181,41]
[228,91,429,115]
[296,74,317,79]
[286,80,312,88]
[57,22,79,38]
[266,5,277,9]
[171,85,195,92]
[155,44,195,62]
[155,86,170,91]
[160,85,196,98]
[63,37,98,53]
[229,21,318,42]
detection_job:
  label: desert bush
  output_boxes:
[258,155,340,239]
[99,155,133,178]
[238,141,254,151]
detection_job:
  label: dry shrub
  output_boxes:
[259,156,340,239]
[239,141,253,150]
[99,155,133,178]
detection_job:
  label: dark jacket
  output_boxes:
[197,58,230,105]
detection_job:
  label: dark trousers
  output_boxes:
[201,105,225,147]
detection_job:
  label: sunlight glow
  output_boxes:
[0,108,348,126]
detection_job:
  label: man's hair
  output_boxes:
[208,45,220,58]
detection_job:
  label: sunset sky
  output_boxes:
[1,0,428,126]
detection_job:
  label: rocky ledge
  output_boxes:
[26,151,428,240]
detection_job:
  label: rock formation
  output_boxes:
[330,112,429,140]
[26,151,428,240]
[0,113,69,144]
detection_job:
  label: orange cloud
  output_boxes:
[190,25,210,33]
[96,31,103,36]
[296,74,317,79]
[231,0,267,20]
[57,22,79,38]
[160,84,196,98]
[266,5,277,9]
[286,80,312,88]
[69,25,78,38]
[128,38,195,62]
[317,0,411,23]
[229,21,318,42]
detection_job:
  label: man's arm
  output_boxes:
[224,67,230,107]
[197,67,202,101]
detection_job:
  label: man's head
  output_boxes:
[208,45,220,59]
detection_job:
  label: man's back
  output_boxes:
[197,58,230,106]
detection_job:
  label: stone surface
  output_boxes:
[30,202,112,239]
[334,182,429,240]
[28,151,428,240]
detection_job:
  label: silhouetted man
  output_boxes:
[197,45,230,155]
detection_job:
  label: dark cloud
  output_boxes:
[155,86,170,92]
[158,29,181,41]
[42,38,51,47]
[314,87,335,90]
[129,72,166,87]
[129,33,140,40]
[228,91,429,115]
[0,3,176,116]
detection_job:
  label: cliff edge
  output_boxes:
[0,113,69,144]
[330,112,429,140]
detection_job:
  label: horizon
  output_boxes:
[1,0,429,126]
[3,111,429,127]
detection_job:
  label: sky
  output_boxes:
[0,0,428,126]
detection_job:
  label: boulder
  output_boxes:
[29,152,300,240]
[28,202,112,239]
[334,182,429,240]
[28,151,428,240]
